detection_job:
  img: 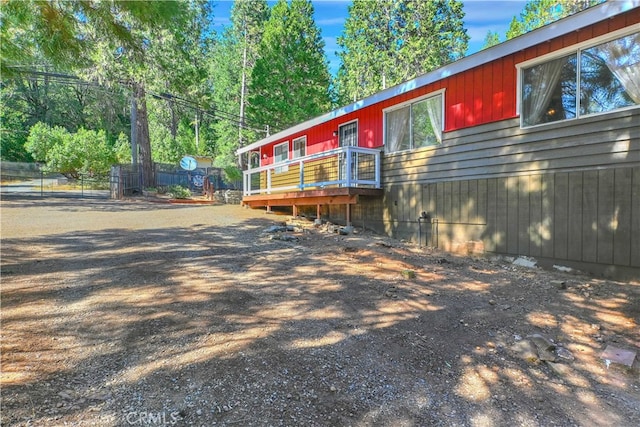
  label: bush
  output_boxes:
[167,185,191,199]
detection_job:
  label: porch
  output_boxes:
[241,146,383,223]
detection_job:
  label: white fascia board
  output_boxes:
[236,0,639,156]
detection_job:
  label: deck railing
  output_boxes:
[242,146,381,196]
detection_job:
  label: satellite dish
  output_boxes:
[180,156,197,171]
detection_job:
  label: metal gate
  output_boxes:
[0,162,110,199]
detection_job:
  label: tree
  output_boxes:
[336,0,468,103]
[208,0,269,168]
[247,0,332,134]
[1,0,192,187]
[24,122,117,178]
[506,0,604,39]
[482,31,502,50]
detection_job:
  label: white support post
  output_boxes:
[299,160,304,190]
[345,148,352,187]
[374,151,381,188]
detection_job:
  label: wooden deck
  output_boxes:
[241,187,383,208]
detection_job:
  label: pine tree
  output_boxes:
[336,0,468,104]
[482,31,502,50]
[208,0,269,167]
[506,0,604,39]
[247,0,332,134]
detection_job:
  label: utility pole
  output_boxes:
[195,111,199,152]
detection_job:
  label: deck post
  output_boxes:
[293,204,298,218]
[346,204,351,226]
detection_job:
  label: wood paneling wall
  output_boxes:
[327,109,639,277]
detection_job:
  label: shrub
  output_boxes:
[167,184,191,199]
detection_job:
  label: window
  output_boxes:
[292,136,306,159]
[273,141,289,173]
[385,93,443,153]
[521,31,639,127]
[339,121,358,147]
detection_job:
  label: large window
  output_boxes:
[292,136,306,159]
[273,141,289,173]
[385,93,443,153]
[521,31,639,127]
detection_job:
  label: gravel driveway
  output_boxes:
[1,195,639,426]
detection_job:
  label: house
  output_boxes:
[237,1,640,278]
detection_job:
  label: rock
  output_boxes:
[513,256,537,268]
[265,225,288,233]
[58,391,73,400]
[547,361,572,376]
[511,340,539,363]
[555,347,574,361]
[538,349,557,362]
[527,334,555,352]
[551,280,567,289]
[600,345,637,368]
[341,225,354,235]
[269,234,298,242]
[553,265,573,273]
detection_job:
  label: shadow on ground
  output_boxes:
[1,197,639,426]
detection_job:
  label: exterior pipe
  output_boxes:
[418,212,437,248]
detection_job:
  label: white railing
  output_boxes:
[242,146,381,196]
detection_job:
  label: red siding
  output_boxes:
[258,10,637,165]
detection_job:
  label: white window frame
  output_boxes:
[338,119,359,147]
[516,25,640,128]
[292,136,307,159]
[383,89,445,153]
[273,141,289,173]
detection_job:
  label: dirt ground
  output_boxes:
[1,195,639,427]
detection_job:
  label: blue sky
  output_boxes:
[210,0,527,75]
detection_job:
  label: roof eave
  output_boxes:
[236,0,638,156]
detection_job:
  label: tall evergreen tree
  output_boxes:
[335,0,468,104]
[208,0,269,167]
[247,0,332,134]
[506,0,604,39]
[482,31,502,50]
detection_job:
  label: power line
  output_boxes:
[5,66,268,134]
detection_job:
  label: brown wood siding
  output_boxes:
[353,165,639,277]
[347,108,639,278]
[382,109,639,185]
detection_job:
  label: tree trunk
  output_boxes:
[133,82,153,188]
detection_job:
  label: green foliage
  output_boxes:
[506,0,604,39]
[114,132,132,164]
[247,0,332,134]
[482,31,502,50]
[1,0,189,76]
[0,94,31,161]
[167,184,191,199]
[223,165,242,184]
[208,0,269,168]
[336,0,468,104]
[24,122,117,178]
